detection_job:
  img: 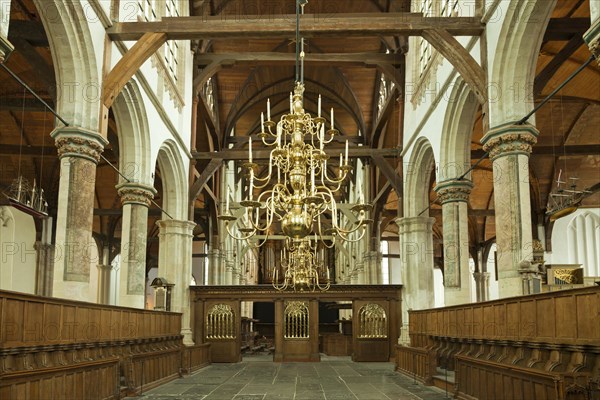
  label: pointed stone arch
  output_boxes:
[404,137,436,217]
[489,0,557,126]
[112,80,153,186]
[156,140,187,221]
[439,77,478,181]
[33,0,101,131]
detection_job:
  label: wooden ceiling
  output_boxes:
[0,0,598,267]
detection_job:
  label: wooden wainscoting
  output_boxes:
[454,355,591,400]
[395,345,436,385]
[395,287,600,399]
[321,334,352,356]
[183,343,211,373]
[0,358,120,400]
[0,290,211,400]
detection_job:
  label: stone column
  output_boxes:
[473,272,490,302]
[51,127,108,301]
[396,217,435,309]
[211,249,223,285]
[0,0,14,63]
[396,216,435,343]
[435,179,474,306]
[97,264,112,304]
[157,219,196,345]
[35,242,54,297]
[481,123,538,298]
[397,216,433,305]
[116,183,155,308]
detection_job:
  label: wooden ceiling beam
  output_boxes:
[192,147,401,161]
[197,94,220,150]
[534,35,584,96]
[422,28,486,104]
[189,158,223,202]
[107,14,484,41]
[370,89,398,146]
[101,32,167,109]
[195,52,404,67]
[226,135,364,145]
[372,155,403,196]
[543,18,590,41]
[0,145,57,156]
[0,97,52,111]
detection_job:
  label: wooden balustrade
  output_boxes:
[395,345,436,385]
[0,290,211,399]
[395,287,600,399]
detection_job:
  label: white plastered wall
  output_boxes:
[546,208,600,278]
[0,207,36,294]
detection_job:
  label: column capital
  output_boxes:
[481,122,538,160]
[584,19,600,66]
[51,126,109,163]
[97,264,113,271]
[0,36,14,63]
[473,271,490,280]
[156,219,196,236]
[116,182,157,207]
[395,216,435,233]
[434,179,473,204]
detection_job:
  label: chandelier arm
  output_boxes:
[260,134,278,147]
[225,222,257,241]
[322,160,348,184]
[316,217,336,249]
[334,225,368,243]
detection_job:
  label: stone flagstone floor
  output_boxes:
[129,356,450,400]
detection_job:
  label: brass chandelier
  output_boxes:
[218,0,372,290]
[274,237,330,292]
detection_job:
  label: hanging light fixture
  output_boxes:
[274,237,330,292]
[217,0,371,290]
[218,0,371,241]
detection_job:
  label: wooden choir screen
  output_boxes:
[352,300,390,361]
[189,284,402,363]
[275,300,319,362]
[358,303,388,339]
[206,304,236,340]
[202,301,241,363]
[284,301,309,339]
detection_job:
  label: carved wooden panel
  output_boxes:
[206,304,236,339]
[203,301,240,363]
[352,300,390,362]
[357,303,388,338]
[284,301,309,339]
